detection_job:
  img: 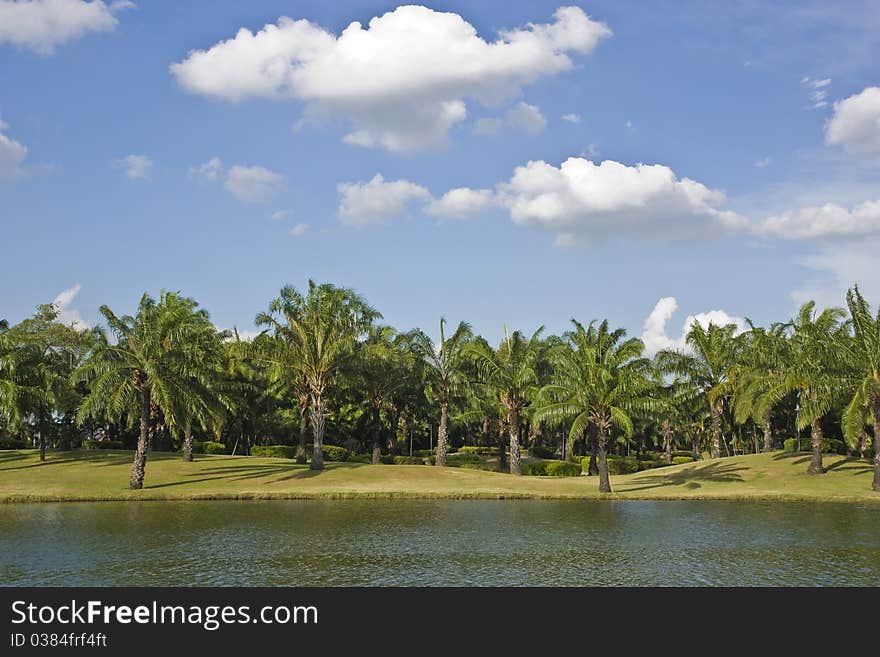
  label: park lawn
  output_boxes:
[0,449,877,503]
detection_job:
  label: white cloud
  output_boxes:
[0,119,27,179]
[189,156,223,182]
[223,327,261,342]
[170,5,610,152]
[624,120,633,129]
[289,222,309,238]
[338,174,430,225]
[225,165,283,202]
[190,158,282,202]
[640,296,746,357]
[825,86,880,157]
[52,283,88,328]
[581,143,600,158]
[0,0,132,55]
[561,112,581,124]
[754,157,771,168]
[474,157,746,244]
[115,154,152,180]
[801,76,831,110]
[472,117,503,136]
[755,199,880,240]
[505,101,546,134]
[791,238,880,309]
[425,187,496,219]
[271,210,292,221]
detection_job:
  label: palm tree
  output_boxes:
[761,302,846,474]
[411,319,472,467]
[0,323,48,440]
[536,320,660,493]
[76,292,218,489]
[840,286,880,490]
[357,325,401,463]
[732,321,790,453]
[466,327,544,475]
[657,322,740,459]
[256,281,379,470]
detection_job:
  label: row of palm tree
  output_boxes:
[2,282,879,493]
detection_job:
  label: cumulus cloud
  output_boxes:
[425,187,497,219]
[225,165,283,202]
[0,0,133,55]
[825,86,880,157]
[52,283,88,328]
[190,157,283,202]
[0,119,27,179]
[505,102,546,134]
[289,223,309,238]
[640,296,746,357]
[430,157,744,245]
[755,199,880,240]
[170,5,610,151]
[337,174,430,225]
[801,76,831,109]
[561,112,581,123]
[472,117,504,136]
[115,154,152,180]
[189,156,223,182]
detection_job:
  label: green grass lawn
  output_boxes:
[0,449,877,503]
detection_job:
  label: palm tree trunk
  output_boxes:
[692,435,701,461]
[508,407,522,476]
[182,423,193,462]
[806,417,825,474]
[664,426,673,464]
[597,425,612,493]
[38,417,46,462]
[435,401,449,466]
[389,407,399,457]
[588,432,599,475]
[371,405,382,465]
[710,400,723,459]
[871,398,880,491]
[762,409,773,452]
[497,419,508,470]
[129,387,151,490]
[309,393,325,471]
[296,404,308,465]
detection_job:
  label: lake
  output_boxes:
[2,500,879,586]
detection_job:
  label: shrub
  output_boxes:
[251,445,296,459]
[447,453,483,465]
[638,451,659,461]
[672,456,694,465]
[522,461,549,476]
[529,445,556,459]
[522,460,581,477]
[82,439,124,450]
[393,456,424,465]
[582,455,639,475]
[637,460,669,471]
[322,445,350,462]
[190,440,204,454]
[458,446,495,455]
[201,441,227,455]
[0,438,27,450]
[412,449,434,458]
[783,438,846,454]
[347,453,371,463]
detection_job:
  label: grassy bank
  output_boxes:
[0,449,877,503]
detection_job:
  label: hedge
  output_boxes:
[202,441,227,454]
[0,438,27,450]
[523,460,581,477]
[672,456,694,465]
[457,446,495,455]
[582,455,639,475]
[251,445,297,459]
[783,437,846,454]
[347,453,371,463]
[82,439,124,450]
[447,452,483,464]
[323,445,350,462]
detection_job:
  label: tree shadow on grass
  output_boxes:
[618,461,747,493]
[143,461,364,489]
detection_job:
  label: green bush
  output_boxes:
[412,449,434,458]
[251,445,296,459]
[322,445,350,462]
[201,441,227,454]
[672,456,694,465]
[523,460,581,477]
[638,451,659,461]
[783,437,846,454]
[347,453,371,463]
[637,459,670,471]
[190,440,204,454]
[0,438,27,450]
[529,445,556,459]
[447,452,483,465]
[82,439,124,450]
[393,456,424,465]
[458,446,495,455]
[582,455,639,475]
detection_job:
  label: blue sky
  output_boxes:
[2,1,879,350]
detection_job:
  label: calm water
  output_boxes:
[1,500,879,586]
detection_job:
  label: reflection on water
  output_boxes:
[1,500,879,586]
